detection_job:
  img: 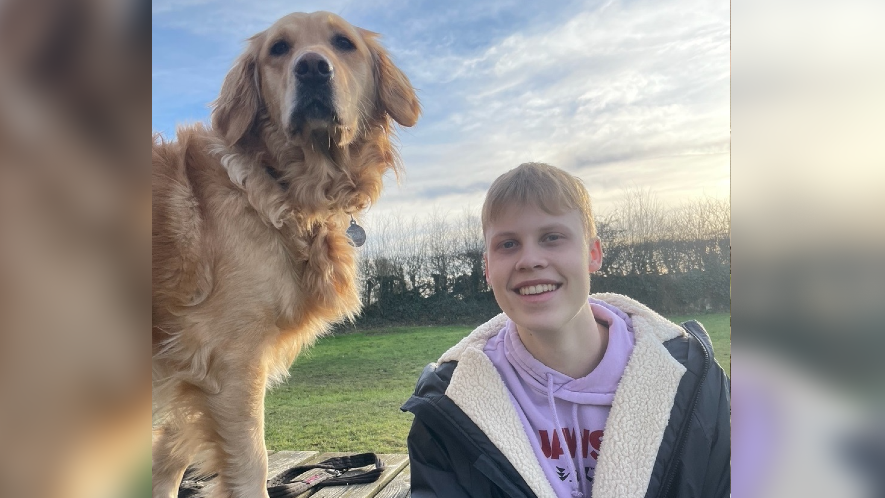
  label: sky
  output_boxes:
[152,0,730,224]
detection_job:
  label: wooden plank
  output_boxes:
[371,464,410,498]
[289,453,409,498]
[267,450,319,480]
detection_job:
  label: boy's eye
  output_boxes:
[501,241,517,249]
[544,234,563,242]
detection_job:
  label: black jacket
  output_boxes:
[401,293,730,498]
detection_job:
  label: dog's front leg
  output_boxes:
[152,425,192,498]
[205,362,271,498]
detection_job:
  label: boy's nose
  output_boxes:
[516,246,547,270]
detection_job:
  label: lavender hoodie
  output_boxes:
[483,299,636,498]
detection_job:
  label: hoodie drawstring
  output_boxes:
[546,374,585,498]
[572,403,587,496]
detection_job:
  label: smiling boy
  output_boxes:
[402,163,730,498]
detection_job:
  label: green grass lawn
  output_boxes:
[265,312,730,453]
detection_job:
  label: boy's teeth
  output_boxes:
[519,284,557,295]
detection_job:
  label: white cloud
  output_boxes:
[379,0,729,221]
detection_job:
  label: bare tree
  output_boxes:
[595,213,627,277]
[396,212,429,295]
[610,186,667,274]
[452,206,486,297]
[613,185,667,244]
[670,195,730,242]
[424,207,458,297]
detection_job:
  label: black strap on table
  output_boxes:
[268,453,384,497]
[177,453,384,498]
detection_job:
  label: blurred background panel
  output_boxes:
[733,0,885,496]
[0,0,148,497]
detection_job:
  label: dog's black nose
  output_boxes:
[294,52,333,84]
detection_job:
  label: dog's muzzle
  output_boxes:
[290,52,336,130]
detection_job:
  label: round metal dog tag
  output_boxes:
[346,218,366,247]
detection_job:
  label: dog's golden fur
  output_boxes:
[152,12,419,498]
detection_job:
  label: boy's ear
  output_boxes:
[588,238,603,273]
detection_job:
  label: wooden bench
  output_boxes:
[267,451,410,498]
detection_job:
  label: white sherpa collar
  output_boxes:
[439,312,508,364]
[440,293,687,498]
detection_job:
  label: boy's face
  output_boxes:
[483,203,602,337]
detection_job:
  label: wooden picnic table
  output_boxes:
[267,450,411,498]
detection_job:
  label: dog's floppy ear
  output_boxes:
[361,29,421,128]
[211,36,263,146]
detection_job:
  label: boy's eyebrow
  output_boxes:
[536,223,573,233]
[487,223,575,239]
[487,230,517,239]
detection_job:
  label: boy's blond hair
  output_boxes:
[481,162,597,241]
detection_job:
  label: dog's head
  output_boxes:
[212,11,420,148]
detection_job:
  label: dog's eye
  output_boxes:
[269,40,290,57]
[332,35,355,51]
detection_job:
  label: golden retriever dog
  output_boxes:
[152,11,420,498]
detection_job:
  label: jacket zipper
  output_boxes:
[656,322,712,498]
